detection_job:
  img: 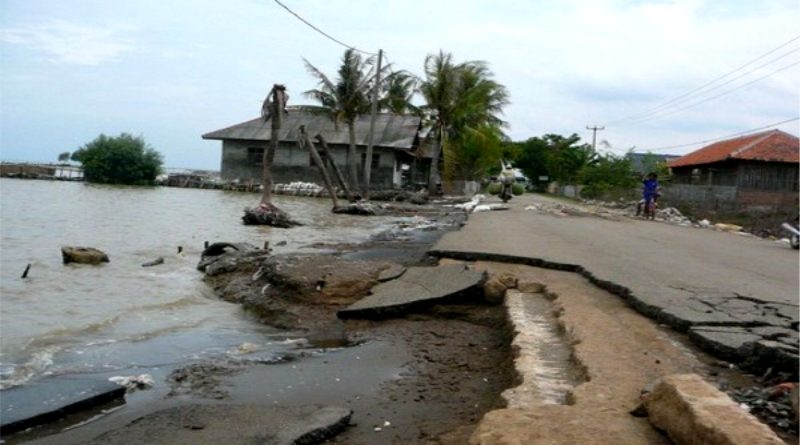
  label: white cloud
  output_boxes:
[1,20,135,65]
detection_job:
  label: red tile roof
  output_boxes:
[666,130,799,168]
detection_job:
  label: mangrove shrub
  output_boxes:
[72,133,163,185]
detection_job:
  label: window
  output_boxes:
[248,147,264,165]
[361,153,380,169]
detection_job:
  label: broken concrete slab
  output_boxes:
[337,264,487,319]
[377,263,406,282]
[644,374,784,445]
[85,404,352,445]
[688,326,763,361]
[1,377,126,435]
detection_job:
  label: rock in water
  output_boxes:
[242,204,301,227]
[61,246,110,265]
[332,203,380,216]
[141,257,164,267]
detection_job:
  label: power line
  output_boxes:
[605,35,800,126]
[273,0,376,56]
[617,49,799,126]
[646,117,799,152]
[622,61,800,126]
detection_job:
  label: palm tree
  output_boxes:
[303,49,377,193]
[380,71,418,115]
[419,51,510,195]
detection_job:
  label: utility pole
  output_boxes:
[363,48,383,200]
[586,125,605,152]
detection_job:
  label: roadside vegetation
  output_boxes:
[71,133,163,186]
[505,135,667,198]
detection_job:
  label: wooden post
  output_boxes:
[363,49,383,200]
[315,134,354,202]
[22,264,31,279]
[299,126,339,208]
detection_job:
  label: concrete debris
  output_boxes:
[715,223,744,232]
[473,204,509,212]
[451,194,485,212]
[730,383,799,435]
[338,264,487,319]
[274,181,327,197]
[84,404,353,445]
[643,374,785,445]
[578,199,760,235]
[109,374,154,392]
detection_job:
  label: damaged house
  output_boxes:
[203,108,431,190]
[665,129,799,213]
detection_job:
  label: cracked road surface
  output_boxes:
[431,193,799,374]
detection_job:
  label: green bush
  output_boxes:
[511,183,525,195]
[486,182,502,195]
[72,133,163,185]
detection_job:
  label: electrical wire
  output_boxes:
[273,0,377,56]
[604,35,800,126]
[645,117,799,152]
[622,61,800,126]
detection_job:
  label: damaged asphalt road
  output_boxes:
[431,193,799,377]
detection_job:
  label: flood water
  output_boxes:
[0,179,401,390]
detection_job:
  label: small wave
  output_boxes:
[0,347,58,389]
[24,295,207,349]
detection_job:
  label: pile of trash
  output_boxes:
[730,383,798,435]
[273,181,328,197]
[109,374,154,393]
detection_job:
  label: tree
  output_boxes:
[57,152,71,163]
[380,71,418,115]
[542,134,596,184]
[639,151,671,179]
[578,152,636,198]
[303,49,381,194]
[419,51,509,193]
[71,133,163,185]
[242,84,300,227]
[506,137,551,185]
[260,84,288,206]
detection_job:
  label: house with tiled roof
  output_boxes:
[664,130,798,212]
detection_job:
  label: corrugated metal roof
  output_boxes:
[666,130,800,168]
[203,109,421,150]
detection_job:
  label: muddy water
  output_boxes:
[0,179,402,390]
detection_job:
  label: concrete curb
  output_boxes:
[0,378,126,435]
[644,374,784,445]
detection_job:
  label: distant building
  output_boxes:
[664,130,799,212]
[202,108,430,190]
[626,152,681,175]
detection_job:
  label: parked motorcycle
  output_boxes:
[781,217,799,250]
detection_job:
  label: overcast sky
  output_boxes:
[1,0,798,170]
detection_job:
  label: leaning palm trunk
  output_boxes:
[242,84,300,227]
[316,134,354,202]
[298,125,339,209]
[347,120,360,195]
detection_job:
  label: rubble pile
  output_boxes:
[273,181,328,197]
[730,383,798,436]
